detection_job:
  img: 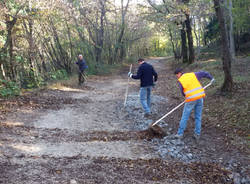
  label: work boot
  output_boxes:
[193,134,200,140]
[174,134,183,139]
[144,113,151,118]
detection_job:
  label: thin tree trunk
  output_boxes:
[5,15,17,80]
[168,27,177,59]
[197,18,202,58]
[23,18,36,76]
[181,23,188,63]
[50,20,71,73]
[185,13,195,64]
[214,0,233,92]
[0,64,6,80]
[114,0,130,62]
[193,17,201,60]
[228,0,235,60]
[94,0,106,64]
[203,17,208,46]
[174,31,181,58]
[66,21,74,62]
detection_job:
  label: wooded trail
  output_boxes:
[0,58,249,184]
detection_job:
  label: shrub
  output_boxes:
[49,69,69,80]
[0,79,20,97]
[20,71,46,89]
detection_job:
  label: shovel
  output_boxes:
[149,82,213,135]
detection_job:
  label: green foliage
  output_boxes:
[126,56,137,64]
[49,69,69,80]
[88,63,121,75]
[146,35,173,57]
[21,71,45,89]
[233,0,250,33]
[15,55,24,63]
[0,79,20,97]
[204,17,220,43]
[150,49,168,57]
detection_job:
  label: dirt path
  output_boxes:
[0,58,249,184]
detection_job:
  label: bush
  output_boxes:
[20,71,46,89]
[48,69,69,80]
[0,79,20,97]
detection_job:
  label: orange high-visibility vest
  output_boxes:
[178,72,205,102]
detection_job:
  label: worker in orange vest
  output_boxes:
[174,68,214,140]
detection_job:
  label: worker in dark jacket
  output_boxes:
[76,54,88,85]
[174,68,214,140]
[128,58,158,117]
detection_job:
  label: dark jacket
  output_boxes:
[76,59,87,72]
[132,62,158,87]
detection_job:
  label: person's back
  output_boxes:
[133,62,158,87]
[128,58,158,117]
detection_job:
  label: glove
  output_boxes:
[210,78,215,84]
[128,72,133,78]
[152,82,156,87]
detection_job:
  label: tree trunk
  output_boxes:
[197,18,202,58]
[185,13,195,64]
[95,0,106,64]
[114,0,130,62]
[23,18,36,77]
[168,27,177,59]
[6,16,17,81]
[181,23,188,63]
[0,64,6,80]
[50,20,71,73]
[193,17,201,60]
[228,0,235,60]
[214,0,233,92]
[66,21,74,62]
[203,17,208,46]
[119,42,126,61]
[235,31,240,53]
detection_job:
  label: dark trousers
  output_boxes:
[78,70,85,84]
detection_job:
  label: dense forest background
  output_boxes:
[0,0,249,96]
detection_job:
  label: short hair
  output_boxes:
[174,68,183,74]
[78,54,83,57]
[137,58,144,62]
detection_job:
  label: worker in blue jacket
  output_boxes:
[76,54,88,85]
[128,58,158,117]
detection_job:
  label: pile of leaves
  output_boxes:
[90,157,233,183]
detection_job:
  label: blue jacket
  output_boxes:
[76,59,88,72]
[178,71,213,96]
[132,62,158,87]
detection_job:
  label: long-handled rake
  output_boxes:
[79,72,87,84]
[124,64,132,107]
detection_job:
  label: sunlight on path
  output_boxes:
[10,140,158,159]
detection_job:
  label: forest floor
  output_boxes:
[0,57,249,184]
